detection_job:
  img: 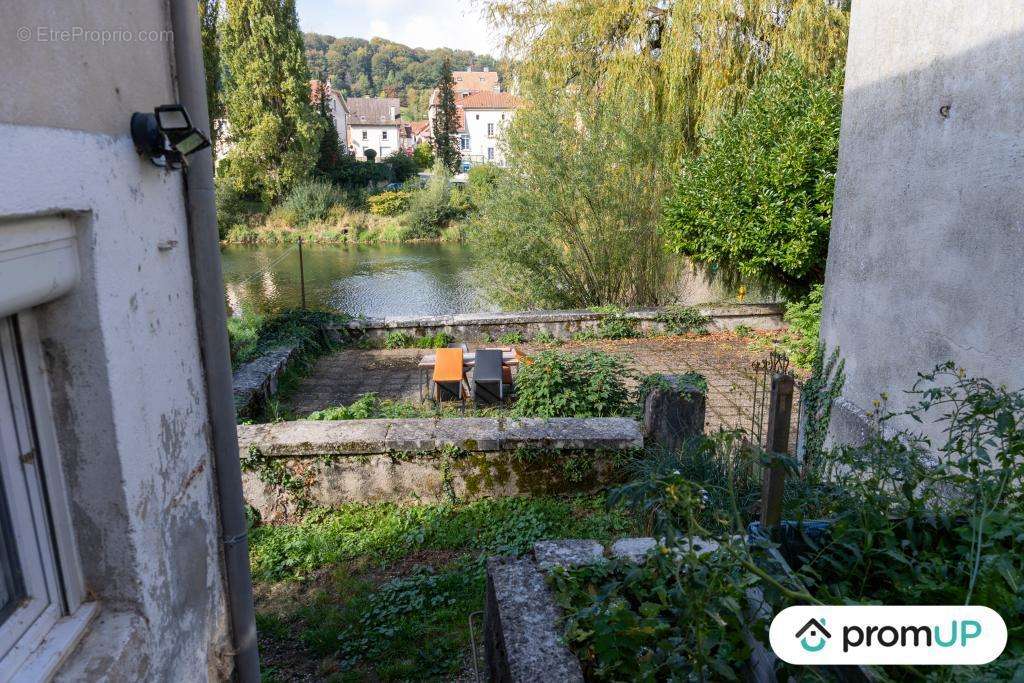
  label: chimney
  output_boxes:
[389,106,397,120]
[483,66,489,72]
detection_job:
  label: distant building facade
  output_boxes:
[346,96,402,160]
[426,67,519,169]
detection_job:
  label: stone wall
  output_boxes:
[237,417,642,519]
[341,304,783,343]
[821,2,1024,446]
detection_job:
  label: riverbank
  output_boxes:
[221,212,466,246]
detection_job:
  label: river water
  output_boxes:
[221,242,495,317]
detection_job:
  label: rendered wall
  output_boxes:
[821,1,1024,445]
[0,3,232,679]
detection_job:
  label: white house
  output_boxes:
[346,96,402,160]
[427,68,519,169]
[458,91,520,167]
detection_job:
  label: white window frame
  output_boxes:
[487,122,495,137]
[460,135,470,151]
[381,130,388,140]
[487,147,495,160]
[0,312,91,680]
[361,130,368,140]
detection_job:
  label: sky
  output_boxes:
[295,0,502,56]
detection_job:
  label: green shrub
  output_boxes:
[227,308,346,369]
[308,393,422,421]
[514,350,632,418]
[535,330,563,346]
[467,164,504,207]
[383,331,412,349]
[657,305,712,335]
[412,141,434,170]
[662,56,842,299]
[498,331,524,345]
[279,179,343,227]
[367,190,412,216]
[215,179,266,238]
[448,186,472,218]
[777,284,823,368]
[383,330,454,349]
[407,163,452,238]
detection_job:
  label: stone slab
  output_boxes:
[485,557,585,683]
[533,540,605,571]
[239,417,642,457]
[232,345,299,418]
[610,537,658,564]
[502,417,643,451]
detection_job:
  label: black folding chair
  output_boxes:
[473,349,504,405]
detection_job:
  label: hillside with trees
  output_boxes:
[303,34,501,118]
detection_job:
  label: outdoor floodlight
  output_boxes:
[131,104,210,169]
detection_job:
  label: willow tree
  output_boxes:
[474,0,849,307]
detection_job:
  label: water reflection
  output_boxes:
[220,242,495,317]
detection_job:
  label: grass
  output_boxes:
[250,495,640,681]
[221,209,469,246]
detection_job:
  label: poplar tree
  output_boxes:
[315,71,342,173]
[221,0,322,202]
[197,0,221,149]
[431,58,461,174]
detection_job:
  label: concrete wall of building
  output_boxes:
[349,124,401,159]
[821,1,1024,445]
[464,108,513,165]
[0,3,232,679]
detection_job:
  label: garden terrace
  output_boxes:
[281,333,779,435]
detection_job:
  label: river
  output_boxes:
[221,242,495,318]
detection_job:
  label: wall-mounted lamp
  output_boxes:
[131,104,210,169]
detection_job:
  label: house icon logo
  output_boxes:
[796,618,831,652]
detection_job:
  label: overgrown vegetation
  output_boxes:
[663,58,843,299]
[513,349,634,418]
[553,364,1024,680]
[227,308,346,369]
[250,495,639,681]
[656,305,713,336]
[382,330,454,350]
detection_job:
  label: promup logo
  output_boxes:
[770,606,1007,665]
[795,618,831,652]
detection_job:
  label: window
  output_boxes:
[382,131,388,140]
[475,114,480,120]
[0,313,89,679]
[460,136,470,151]
[361,130,368,140]
[487,147,495,160]
[487,123,495,137]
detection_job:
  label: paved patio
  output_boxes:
[284,333,784,435]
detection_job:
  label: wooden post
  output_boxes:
[760,373,795,528]
[298,237,306,309]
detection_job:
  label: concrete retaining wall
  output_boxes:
[238,417,642,519]
[341,304,784,343]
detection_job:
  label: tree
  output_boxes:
[431,58,462,174]
[412,141,434,170]
[662,58,843,299]
[472,97,672,308]
[314,71,342,174]
[220,0,322,202]
[197,0,221,148]
[472,0,849,306]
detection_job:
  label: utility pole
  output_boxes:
[298,237,306,309]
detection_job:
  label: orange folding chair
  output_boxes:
[432,347,468,409]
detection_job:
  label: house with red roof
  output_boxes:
[426,68,520,169]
